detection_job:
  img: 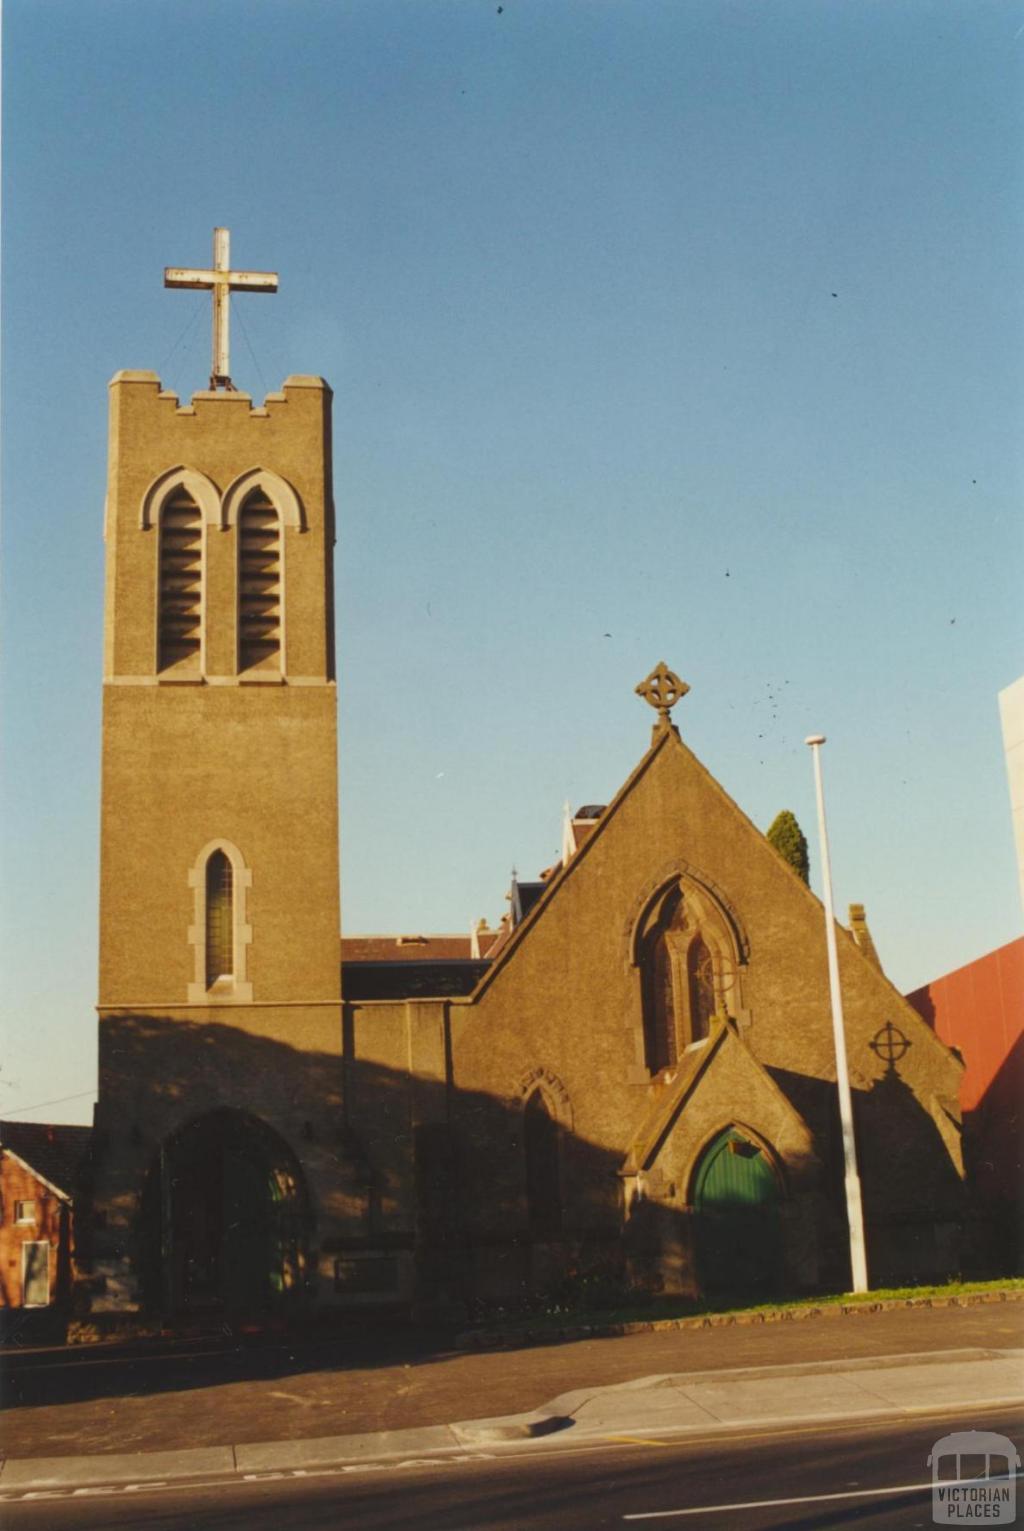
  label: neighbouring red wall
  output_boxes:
[907,937,1024,1230]
[906,937,1024,1112]
[0,1156,68,1307]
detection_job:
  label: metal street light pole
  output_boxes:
[805,734,869,1294]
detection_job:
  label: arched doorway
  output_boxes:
[693,1128,782,1300]
[524,1088,562,1236]
[141,1111,310,1320]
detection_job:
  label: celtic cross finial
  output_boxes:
[636,663,689,732]
[869,1021,911,1074]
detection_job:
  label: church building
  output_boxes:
[83,236,967,1327]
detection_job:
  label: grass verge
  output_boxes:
[461,1276,1024,1341]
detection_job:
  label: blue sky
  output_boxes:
[2,0,1021,1125]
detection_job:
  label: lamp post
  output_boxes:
[805,734,869,1294]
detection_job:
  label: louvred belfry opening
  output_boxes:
[238,490,282,672]
[157,490,202,672]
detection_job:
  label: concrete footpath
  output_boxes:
[1,1346,1021,1497]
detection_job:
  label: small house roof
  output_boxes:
[0,1121,92,1201]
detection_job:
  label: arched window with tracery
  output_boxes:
[687,935,717,1042]
[237,489,282,673]
[637,876,740,1075]
[524,1089,562,1234]
[205,850,234,987]
[157,488,203,673]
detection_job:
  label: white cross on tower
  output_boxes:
[164,227,278,391]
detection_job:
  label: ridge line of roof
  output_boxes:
[664,729,964,1075]
[342,957,489,968]
[625,1022,730,1172]
[0,1143,82,1202]
[624,1018,814,1174]
[341,933,486,942]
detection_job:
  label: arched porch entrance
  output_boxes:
[693,1128,782,1300]
[141,1110,310,1321]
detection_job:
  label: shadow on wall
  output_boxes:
[767,1065,965,1288]
[89,1012,690,1322]
[81,1011,964,1337]
[961,1033,1024,1275]
[854,1067,966,1283]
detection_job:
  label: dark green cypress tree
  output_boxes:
[766,809,809,884]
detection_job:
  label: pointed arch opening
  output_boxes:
[236,488,282,673]
[141,468,220,680]
[524,1088,562,1235]
[222,467,304,531]
[157,487,203,675]
[204,850,234,986]
[686,935,716,1044]
[139,1110,311,1320]
[641,885,685,1072]
[223,469,301,678]
[691,1127,783,1299]
[140,466,221,531]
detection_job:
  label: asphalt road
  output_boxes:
[4,1406,1022,1530]
[4,1301,1022,1460]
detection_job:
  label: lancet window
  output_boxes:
[687,935,717,1043]
[188,839,253,1003]
[640,885,685,1072]
[204,850,234,987]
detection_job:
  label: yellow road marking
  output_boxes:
[605,1434,672,1447]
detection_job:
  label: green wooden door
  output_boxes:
[694,1129,782,1299]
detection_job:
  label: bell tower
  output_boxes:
[98,370,340,1010]
[90,233,344,1321]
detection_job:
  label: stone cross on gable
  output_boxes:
[636,662,689,734]
[164,227,278,391]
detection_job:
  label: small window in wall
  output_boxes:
[524,1090,562,1234]
[158,489,203,673]
[205,850,234,987]
[14,1200,37,1225]
[238,490,282,672]
[188,840,253,1003]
